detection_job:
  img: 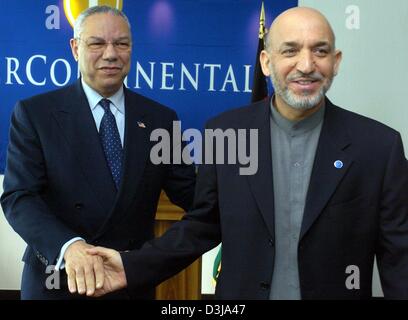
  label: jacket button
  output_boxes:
[260,282,270,290]
[268,239,274,247]
[74,203,83,210]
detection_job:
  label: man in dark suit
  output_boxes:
[87,7,408,299]
[0,6,195,299]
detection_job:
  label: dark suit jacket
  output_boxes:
[1,80,196,299]
[120,98,408,299]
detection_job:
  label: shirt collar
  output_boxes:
[270,95,325,136]
[81,78,125,114]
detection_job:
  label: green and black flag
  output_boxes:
[212,2,268,285]
[212,246,222,285]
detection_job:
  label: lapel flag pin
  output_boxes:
[137,121,146,128]
[334,160,343,169]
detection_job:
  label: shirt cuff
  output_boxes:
[54,237,85,271]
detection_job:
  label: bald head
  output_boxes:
[265,7,336,51]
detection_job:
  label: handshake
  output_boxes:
[63,240,128,297]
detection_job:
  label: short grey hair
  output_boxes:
[73,5,131,39]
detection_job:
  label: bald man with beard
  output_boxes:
[86,7,408,300]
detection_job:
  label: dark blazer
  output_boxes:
[120,98,408,299]
[1,80,196,299]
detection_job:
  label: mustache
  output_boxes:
[287,72,324,81]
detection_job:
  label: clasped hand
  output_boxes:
[63,241,127,297]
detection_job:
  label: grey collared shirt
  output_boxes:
[269,100,325,300]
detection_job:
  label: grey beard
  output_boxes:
[270,73,333,110]
[280,85,327,110]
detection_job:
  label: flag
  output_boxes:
[212,2,268,285]
[212,246,222,285]
[251,1,268,102]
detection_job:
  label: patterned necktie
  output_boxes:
[99,98,123,190]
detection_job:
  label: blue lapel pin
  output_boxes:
[334,160,343,169]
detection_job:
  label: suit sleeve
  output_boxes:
[120,121,221,292]
[376,132,408,299]
[162,110,196,211]
[1,101,80,267]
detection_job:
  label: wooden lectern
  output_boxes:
[154,192,201,300]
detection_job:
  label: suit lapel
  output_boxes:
[116,89,150,210]
[300,100,353,240]
[246,99,275,240]
[52,80,117,212]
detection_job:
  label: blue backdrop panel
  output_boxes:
[0,0,297,173]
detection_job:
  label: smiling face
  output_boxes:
[70,13,132,97]
[260,7,342,118]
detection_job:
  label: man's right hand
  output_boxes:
[86,246,127,297]
[63,240,104,296]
